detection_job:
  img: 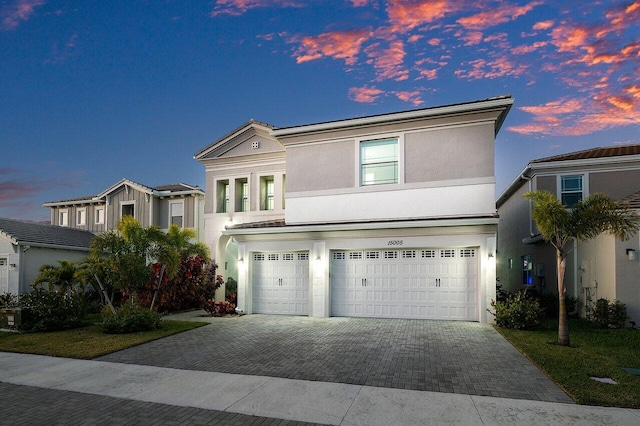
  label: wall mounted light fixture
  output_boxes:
[626,249,636,261]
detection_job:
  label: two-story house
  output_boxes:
[497,145,640,323]
[43,178,205,239]
[197,96,514,322]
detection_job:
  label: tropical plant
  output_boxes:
[99,302,162,334]
[18,288,87,331]
[524,190,640,346]
[32,260,83,294]
[489,290,543,329]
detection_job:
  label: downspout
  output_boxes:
[521,174,534,237]
[571,238,579,316]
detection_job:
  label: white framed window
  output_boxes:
[560,175,583,207]
[169,201,184,228]
[76,208,86,226]
[59,209,69,227]
[360,138,398,186]
[95,207,105,225]
[217,180,230,213]
[260,176,275,210]
[121,202,135,219]
[235,178,249,212]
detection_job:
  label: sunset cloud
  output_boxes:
[365,39,409,81]
[455,55,528,80]
[385,0,464,32]
[393,90,423,106]
[532,20,554,30]
[457,1,542,31]
[0,0,46,31]
[210,0,302,17]
[348,86,384,103]
[292,29,371,65]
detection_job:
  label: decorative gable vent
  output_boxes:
[252,141,260,149]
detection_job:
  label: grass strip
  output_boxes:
[0,320,208,359]
[497,318,640,408]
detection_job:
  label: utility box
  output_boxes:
[0,308,31,332]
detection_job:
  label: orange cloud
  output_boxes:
[365,39,409,81]
[210,0,302,17]
[1,0,46,31]
[293,29,371,65]
[419,69,438,80]
[455,55,528,80]
[460,30,483,46]
[348,86,384,103]
[532,20,554,30]
[386,0,464,32]
[511,41,548,55]
[350,0,371,6]
[393,90,423,106]
[457,1,542,31]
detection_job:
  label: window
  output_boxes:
[170,201,184,228]
[235,178,249,212]
[561,175,583,207]
[76,208,86,226]
[261,176,275,210]
[217,180,230,213]
[121,203,135,218]
[59,209,69,227]
[95,207,105,225]
[522,255,533,285]
[360,138,398,186]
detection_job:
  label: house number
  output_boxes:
[387,240,403,246]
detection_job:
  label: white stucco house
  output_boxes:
[0,218,96,295]
[195,96,514,322]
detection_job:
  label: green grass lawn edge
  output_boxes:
[496,318,640,408]
[0,320,208,360]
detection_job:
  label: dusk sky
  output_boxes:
[2,0,639,222]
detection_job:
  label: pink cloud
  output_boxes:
[533,20,554,30]
[455,55,528,80]
[348,86,384,103]
[350,0,371,6]
[457,1,542,31]
[393,90,423,106]
[1,0,46,31]
[511,41,548,55]
[365,39,409,81]
[292,29,371,65]
[385,0,465,32]
[210,0,303,17]
[419,69,438,80]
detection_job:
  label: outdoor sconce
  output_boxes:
[488,252,495,258]
[626,249,636,261]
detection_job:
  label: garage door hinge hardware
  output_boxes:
[361,278,368,287]
[279,278,283,286]
[436,278,441,287]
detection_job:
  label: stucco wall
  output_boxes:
[285,140,355,192]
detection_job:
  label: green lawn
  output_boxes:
[497,318,640,408]
[0,320,208,359]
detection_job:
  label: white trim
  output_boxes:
[556,173,589,203]
[76,207,87,226]
[271,97,514,137]
[224,217,499,236]
[95,206,105,225]
[356,134,404,187]
[169,199,185,228]
[120,200,136,221]
[59,209,69,227]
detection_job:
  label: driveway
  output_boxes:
[98,314,572,403]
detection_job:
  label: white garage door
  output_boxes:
[252,252,310,315]
[0,259,8,294]
[331,248,478,321]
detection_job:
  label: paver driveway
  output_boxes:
[98,315,572,403]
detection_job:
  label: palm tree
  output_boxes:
[524,191,640,346]
[32,260,81,294]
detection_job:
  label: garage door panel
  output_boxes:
[331,248,479,321]
[252,252,309,315]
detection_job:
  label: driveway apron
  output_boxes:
[98,315,572,403]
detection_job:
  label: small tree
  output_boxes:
[524,190,640,346]
[32,260,82,294]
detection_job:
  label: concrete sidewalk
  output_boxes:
[1,352,639,426]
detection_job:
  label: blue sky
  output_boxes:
[1,0,639,222]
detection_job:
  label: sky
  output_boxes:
[1,0,639,222]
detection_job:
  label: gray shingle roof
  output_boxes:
[619,191,640,209]
[0,217,95,249]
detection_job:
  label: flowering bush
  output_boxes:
[489,290,543,330]
[18,288,87,332]
[203,299,236,316]
[137,258,223,312]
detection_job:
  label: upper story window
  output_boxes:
[59,209,69,227]
[560,175,583,207]
[236,178,249,212]
[76,208,86,226]
[121,202,135,219]
[95,207,105,225]
[170,201,184,228]
[216,180,230,213]
[360,138,398,186]
[261,176,275,210]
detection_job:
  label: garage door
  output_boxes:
[252,252,310,315]
[331,248,478,321]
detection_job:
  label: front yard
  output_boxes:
[498,318,640,408]
[0,319,207,359]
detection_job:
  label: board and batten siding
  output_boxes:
[106,187,151,228]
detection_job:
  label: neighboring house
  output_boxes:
[196,96,514,322]
[43,179,205,239]
[497,144,640,323]
[0,217,96,295]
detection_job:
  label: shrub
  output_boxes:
[99,302,163,334]
[489,290,543,330]
[137,259,223,313]
[591,298,629,329]
[18,288,86,332]
[225,277,237,304]
[538,292,580,318]
[203,299,236,316]
[0,293,18,309]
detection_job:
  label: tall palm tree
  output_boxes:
[524,191,640,346]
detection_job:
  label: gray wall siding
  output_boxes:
[536,175,556,193]
[405,123,493,183]
[286,141,355,192]
[107,188,150,228]
[590,169,640,199]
